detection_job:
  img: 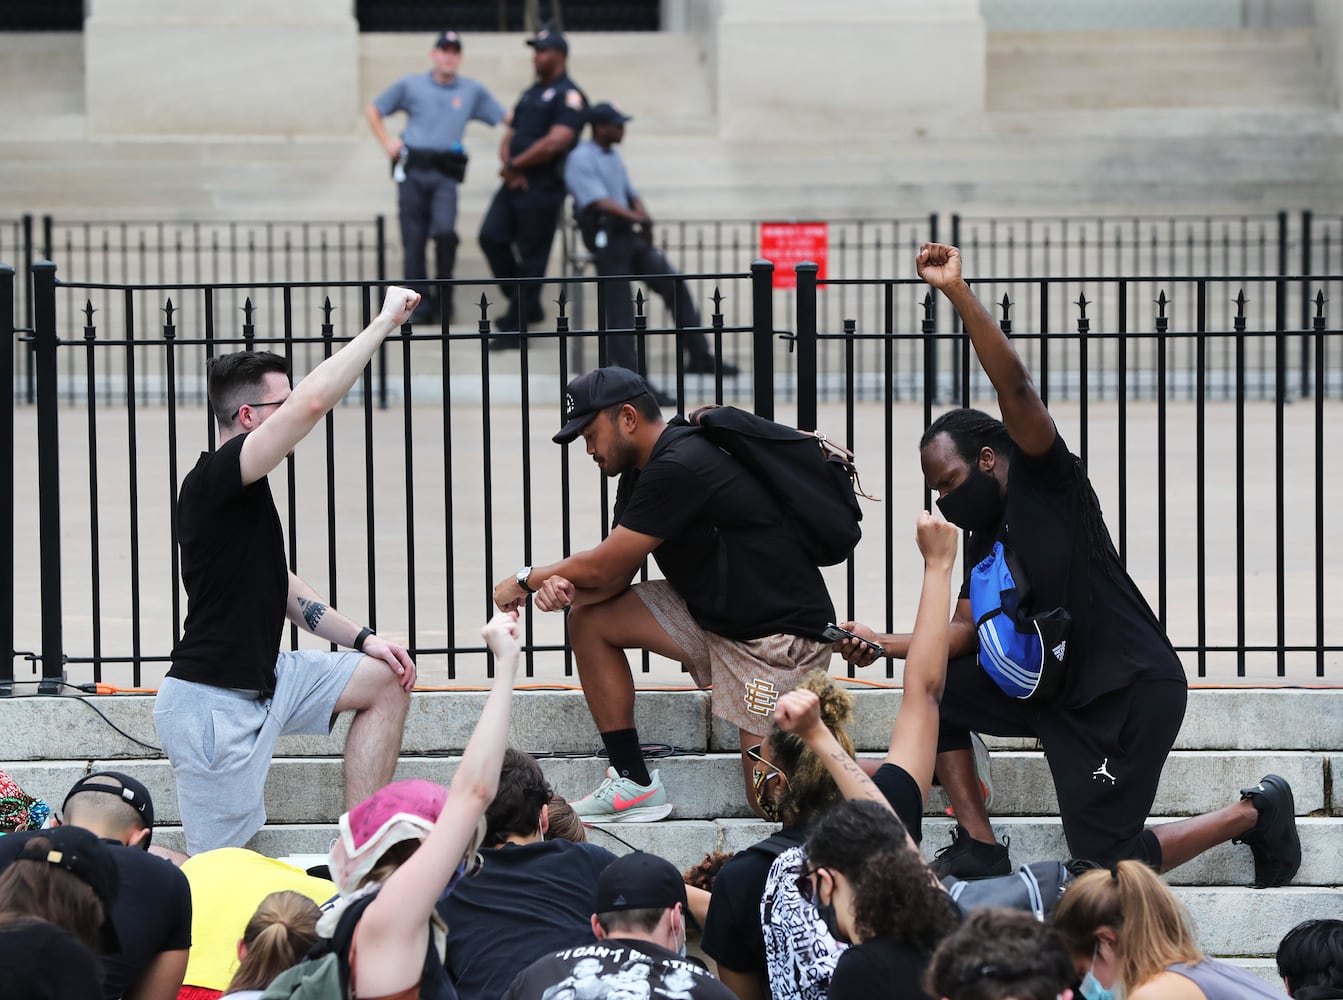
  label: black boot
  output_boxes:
[434,233,459,324]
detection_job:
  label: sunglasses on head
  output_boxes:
[746,744,790,792]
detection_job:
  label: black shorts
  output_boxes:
[937,653,1187,867]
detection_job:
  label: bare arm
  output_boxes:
[123,949,188,1000]
[917,243,1056,459]
[838,598,976,663]
[716,966,765,1000]
[880,512,958,797]
[685,885,711,928]
[492,525,659,612]
[350,612,521,998]
[286,572,416,690]
[507,124,577,171]
[237,287,418,485]
[363,104,402,159]
[773,690,892,814]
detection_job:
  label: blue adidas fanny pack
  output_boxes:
[969,541,1071,701]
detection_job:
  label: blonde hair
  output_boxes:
[1052,860,1202,992]
[767,670,856,821]
[226,891,322,993]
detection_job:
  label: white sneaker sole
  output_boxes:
[579,801,674,825]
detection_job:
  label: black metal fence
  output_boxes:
[6,250,1342,690]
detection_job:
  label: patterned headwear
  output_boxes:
[0,768,52,833]
[327,779,447,896]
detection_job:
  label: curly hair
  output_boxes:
[925,908,1076,1000]
[765,670,855,822]
[684,851,734,893]
[805,800,957,956]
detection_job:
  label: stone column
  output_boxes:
[714,0,986,138]
[84,0,358,137]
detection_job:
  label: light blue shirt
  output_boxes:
[564,139,639,212]
[373,72,506,152]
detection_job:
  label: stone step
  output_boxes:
[146,815,1343,890]
[987,29,1331,112]
[3,689,1339,762]
[4,747,1336,827]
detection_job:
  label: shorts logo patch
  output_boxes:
[744,678,780,717]
[1091,757,1117,785]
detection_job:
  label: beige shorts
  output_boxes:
[633,579,833,737]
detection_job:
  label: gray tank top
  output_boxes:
[1166,960,1292,1000]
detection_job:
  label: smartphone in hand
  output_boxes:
[820,623,884,661]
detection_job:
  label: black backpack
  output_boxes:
[680,406,867,566]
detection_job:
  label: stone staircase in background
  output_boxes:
[0,28,1338,237]
[5,687,1341,975]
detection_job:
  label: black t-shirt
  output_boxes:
[828,937,932,1000]
[509,72,588,178]
[438,839,618,1000]
[0,918,104,999]
[960,433,1184,708]
[0,830,193,1000]
[699,762,922,980]
[614,427,836,641]
[169,434,289,694]
[501,938,736,1000]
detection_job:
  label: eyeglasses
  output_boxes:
[229,399,285,422]
[794,865,825,905]
[746,743,790,795]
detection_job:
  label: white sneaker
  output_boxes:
[571,767,673,823]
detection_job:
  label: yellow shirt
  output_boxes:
[181,848,338,990]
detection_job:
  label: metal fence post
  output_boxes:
[750,259,775,419]
[0,265,13,693]
[1299,209,1312,399]
[21,215,34,404]
[32,261,64,693]
[795,261,819,432]
[375,214,389,410]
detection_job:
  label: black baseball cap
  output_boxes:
[588,102,632,126]
[17,825,121,952]
[63,771,155,845]
[593,852,688,914]
[435,30,463,50]
[553,367,654,444]
[527,27,568,54]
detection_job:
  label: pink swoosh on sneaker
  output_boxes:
[613,788,660,810]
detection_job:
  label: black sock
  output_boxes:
[601,728,651,786]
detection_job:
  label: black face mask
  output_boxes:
[936,467,1005,533]
[815,898,846,944]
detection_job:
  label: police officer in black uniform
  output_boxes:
[480,27,588,348]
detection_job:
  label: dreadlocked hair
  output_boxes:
[806,800,958,955]
[765,670,855,822]
[923,407,1118,581]
[920,408,1013,463]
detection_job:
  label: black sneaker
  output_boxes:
[930,826,1012,880]
[1234,773,1301,888]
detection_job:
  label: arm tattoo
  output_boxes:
[298,598,328,632]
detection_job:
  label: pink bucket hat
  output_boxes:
[328,778,447,895]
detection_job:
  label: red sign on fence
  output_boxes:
[759,222,828,290]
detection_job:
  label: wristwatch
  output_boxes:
[515,566,536,594]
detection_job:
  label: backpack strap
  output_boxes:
[746,832,799,860]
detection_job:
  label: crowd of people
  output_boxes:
[0,241,1332,999]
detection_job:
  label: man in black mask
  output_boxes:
[835,244,1302,891]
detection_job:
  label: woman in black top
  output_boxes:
[801,800,960,1000]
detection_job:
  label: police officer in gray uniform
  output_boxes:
[366,30,507,324]
[480,28,588,348]
[566,102,737,380]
